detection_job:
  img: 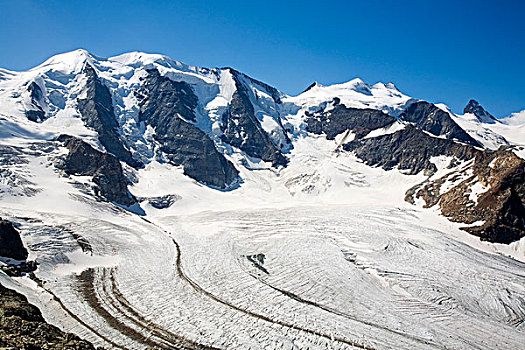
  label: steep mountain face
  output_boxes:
[137,68,239,188]
[77,64,141,168]
[464,99,498,124]
[57,134,137,206]
[305,98,397,140]
[25,81,46,122]
[221,69,288,167]
[343,125,479,175]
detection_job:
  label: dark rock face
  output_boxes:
[221,69,287,167]
[137,68,198,124]
[444,150,524,243]
[343,125,479,175]
[407,150,525,243]
[78,64,141,168]
[306,100,397,140]
[302,82,319,93]
[227,68,282,104]
[25,82,46,122]
[1,261,38,277]
[0,219,28,260]
[0,283,96,350]
[400,101,481,146]
[137,69,239,189]
[57,135,137,206]
[463,99,497,124]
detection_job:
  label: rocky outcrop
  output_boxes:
[343,125,479,175]
[137,69,239,189]
[78,64,141,168]
[0,219,28,260]
[409,149,525,243]
[25,82,46,122]
[400,101,481,146]
[139,194,181,209]
[0,283,96,350]
[221,69,288,167]
[306,99,397,139]
[57,135,137,206]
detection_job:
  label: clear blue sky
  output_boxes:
[1,0,524,116]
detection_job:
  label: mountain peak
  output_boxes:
[30,48,97,74]
[109,51,189,71]
[464,99,497,124]
[344,77,366,86]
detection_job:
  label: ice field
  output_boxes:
[2,202,524,349]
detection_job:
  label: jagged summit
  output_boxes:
[464,99,498,124]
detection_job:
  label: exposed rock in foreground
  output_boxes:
[0,283,97,350]
[306,98,397,140]
[343,125,479,175]
[137,69,239,189]
[57,135,137,206]
[0,218,28,261]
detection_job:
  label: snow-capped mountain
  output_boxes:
[1,50,524,349]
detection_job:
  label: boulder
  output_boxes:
[0,219,28,260]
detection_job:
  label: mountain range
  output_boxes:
[0,50,524,349]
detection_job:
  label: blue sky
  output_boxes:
[1,0,524,116]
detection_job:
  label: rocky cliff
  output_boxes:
[137,69,239,189]
[57,135,137,206]
[221,69,288,167]
[78,64,141,168]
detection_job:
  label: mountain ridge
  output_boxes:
[0,49,524,241]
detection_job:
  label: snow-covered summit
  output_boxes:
[285,77,415,117]
[29,49,97,74]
